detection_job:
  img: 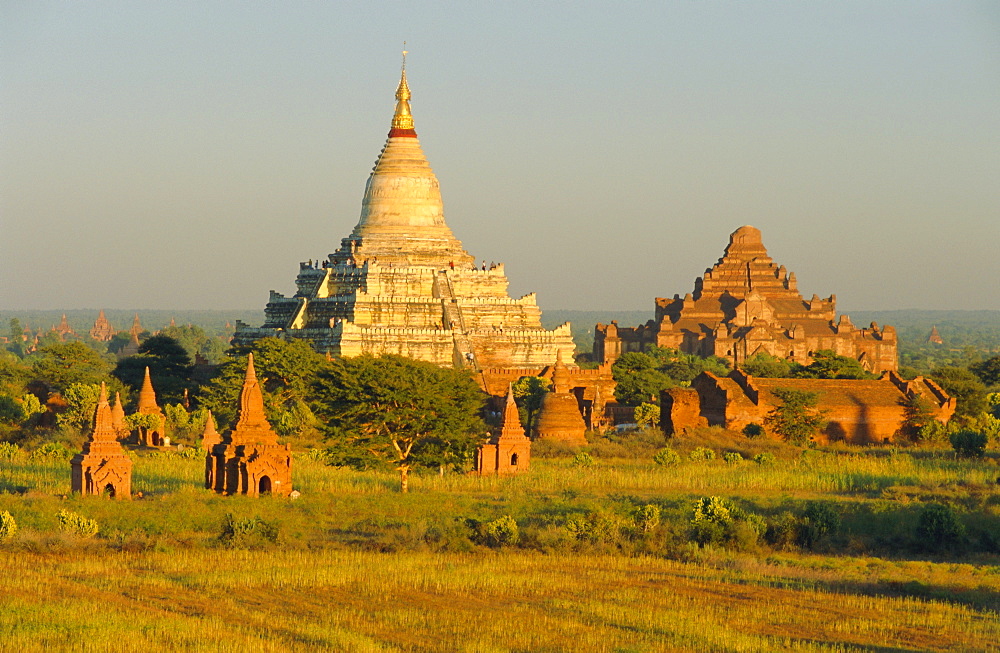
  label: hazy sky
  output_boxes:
[3,2,999,316]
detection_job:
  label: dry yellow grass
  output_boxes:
[1,548,998,652]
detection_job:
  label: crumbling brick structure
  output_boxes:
[661,370,955,444]
[71,383,132,498]
[206,353,293,496]
[476,386,531,474]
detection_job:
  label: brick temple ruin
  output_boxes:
[71,383,132,499]
[662,369,955,444]
[594,225,898,374]
[476,385,532,475]
[233,61,575,372]
[206,353,292,497]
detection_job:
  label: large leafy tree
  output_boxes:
[197,338,328,441]
[114,335,193,405]
[930,366,988,419]
[796,350,874,380]
[970,356,1000,389]
[311,354,486,492]
[612,347,730,406]
[764,388,826,445]
[28,342,113,394]
[511,375,550,433]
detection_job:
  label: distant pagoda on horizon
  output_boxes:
[234,56,575,369]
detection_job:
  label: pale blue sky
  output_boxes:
[2,2,999,314]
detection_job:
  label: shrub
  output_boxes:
[30,443,72,461]
[742,423,764,439]
[690,496,764,549]
[950,429,988,458]
[219,514,280,549]
[633,504,661,533]
[56,509,99,538]
[722,452,743,465]
[0,511,17,541]
[688,447,715,462]
[800,502,840,549]
[633,402,660,429]
[915,503,965,552]
[478,515,520,548]
[0,441,21,460]
[753,452,776,465]
[652,448,681,466]
[572,451,595,468]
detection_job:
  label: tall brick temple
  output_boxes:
[594,225,897,374]
[234,61,575,370]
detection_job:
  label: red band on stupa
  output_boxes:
[388,128,418,138]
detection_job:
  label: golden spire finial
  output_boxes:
[392,43,414,131]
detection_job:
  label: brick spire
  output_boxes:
[230,353,278,445]
[201,410,222,450]
[137,367,162,415]
[490,384,528,444]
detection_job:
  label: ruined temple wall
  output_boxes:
[660,387,706,435]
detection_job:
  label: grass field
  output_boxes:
[2,436,1000,651]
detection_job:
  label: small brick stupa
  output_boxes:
[476,385,531,475]
[533,354,588,445]
[206,353,292,496]
[111,392,128,440]
[71,383,132,499]
[200,410,221,451]
[134,367,165,446]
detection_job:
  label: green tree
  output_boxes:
[739,352,800,378]
[114,335,193,405]
[795,350,874,380]
[764,388,826,445]
[930,366,988,419]
[197,338,328,441]
[6,319,26,357]
[28,342,113,394]
[57,383,103,430]
[511,375,551,433]
[899,394,936,441]
[612,347,730,406]
[310,354,486,492]
[633,402,660,428]
[0,350,31,396]
[970,356,1000,388]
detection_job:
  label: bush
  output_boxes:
[800,502,840,549]
[56,509,99,538]
[475,515,520,548]
[688,447,715,462]
[31,443,72,461]
[690,496,764,550]
[633,403,660,429]
[742,423,764,439]
[633,504,661,533]
[0,442,21,460]
[0,511,17,541]
[950,429,988,458]
[722,452,743,465]
[915,503,965,552]
[219,513,280,549]
[753,452,776,465]
[652,448,681,466]
[572,451,595,468]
